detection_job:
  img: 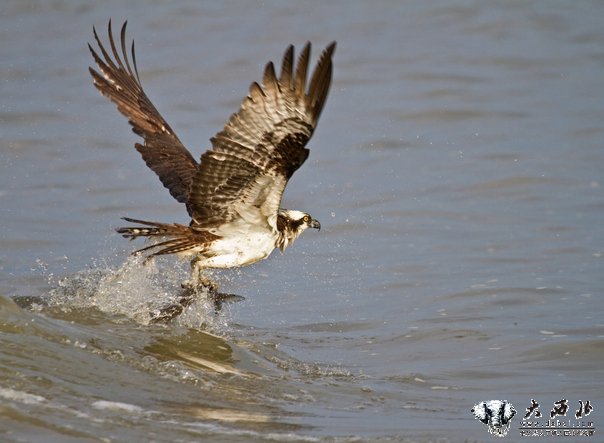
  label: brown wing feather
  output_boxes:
[188,41,336,229]
[88,20,198,206]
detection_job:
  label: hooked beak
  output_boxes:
[310,218,321,231]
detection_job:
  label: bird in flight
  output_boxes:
[88,21,335,301]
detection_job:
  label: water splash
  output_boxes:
[45,255,224,329]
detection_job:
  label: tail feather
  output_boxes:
[116,217,180,239]
[116,217,204,257]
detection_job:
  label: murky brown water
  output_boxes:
[1,1,603,442]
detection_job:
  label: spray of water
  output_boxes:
[45,254,227,329]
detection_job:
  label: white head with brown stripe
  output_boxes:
[276,209,321,252]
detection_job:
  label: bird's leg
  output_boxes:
[151,258,216,323]
[181,257,219,294]
[150,258,244,322]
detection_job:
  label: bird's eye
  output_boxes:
[303,215,310,223]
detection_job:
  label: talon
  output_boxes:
[152,257,240,319]
[199,278,218,294]
[189,257,218,293]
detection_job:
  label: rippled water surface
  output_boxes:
[1,1,603,442]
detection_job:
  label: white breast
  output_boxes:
[199,222,279,269]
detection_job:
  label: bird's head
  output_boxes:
[277,209,320,252]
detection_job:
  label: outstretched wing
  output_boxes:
[188,41,336,230]
[88,20,198,206]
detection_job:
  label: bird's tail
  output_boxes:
[116,217,201,256]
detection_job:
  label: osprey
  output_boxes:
[88,21,335,293]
